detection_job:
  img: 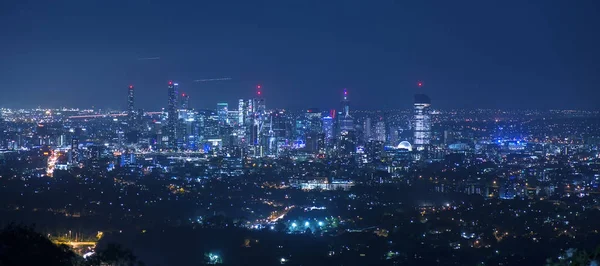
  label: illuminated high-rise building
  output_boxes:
[227,110,239,126]
[127,85,134,115]
[250,85,266,156]
[375,120,386,142]
[181,110,199,150]
[295,109,322,144]
[167,81,178,149]
[339,130,356,156]
[217,102,229,126]
[127,85,136,132]
[306,108,322,134]
[70,137,79,163]
[237,99,245,125]
[413,91,431,151]
[363,117,372,141]
[338,89,354,133]
[322,116,334,144]
[180,93,190,110]
[276,113,289,155]
[197,109,219,140]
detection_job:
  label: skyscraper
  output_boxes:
[338,89,354,133]
[180,93,190,110]
[322,116,334,144]
[251,85,266,156]
[270,110,290,143]
[237,99,245,125]
[413,93,431,151]
[127,85,136,130]
[167,81,178,149]
[375,120,386,142]
[306,109,322,134]
[294,109,321,142]
[217,102,229,126]
[127,85,134,115]
[363,117,372,141]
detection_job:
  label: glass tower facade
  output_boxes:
[413,94,431,150]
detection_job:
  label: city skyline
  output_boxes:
[1,1,599,110]
[2,2,600,264]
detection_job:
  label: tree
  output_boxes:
[0,224,143,266]
[0,224,81,266]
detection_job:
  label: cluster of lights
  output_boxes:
[290,220,325,229]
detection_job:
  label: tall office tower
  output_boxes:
[175,94,191,149]
[413,90,431,151]
[322,116,334,144]
[268,112,282,156]
[197,110,219,139]
[388,126,399,146]
[176,109,198,150]
[305,131,324,154]
[217,102,229,126]
[270,110,290,154]
[180,93,190,110]
[246,99,254,116]
[306,108,322,134]
[363,117,372,141]
[296,109,322,142]
[251,85,266,156]
[70,137,79,163]
[338,89,354,133]
[167,81,178,149]
[266,115,277,156]
[233,99,246,146]
[238,99,245,125]
[127,85,137,134]
[227,110,239,126]
[339,130,357,156]
[127,85,135,115]
[375,120,386,142]
[294,113,308,142]
[243,99,254,146]
[255,93,266,115]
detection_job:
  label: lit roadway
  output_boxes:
[68,111,163,119]
[46,150,60,177]
[64,241,97,247]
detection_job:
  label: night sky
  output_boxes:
[1,0,599,110]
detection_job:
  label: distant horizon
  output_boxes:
[2,103,600,113]
[1,81,599,111]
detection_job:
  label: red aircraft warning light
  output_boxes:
[129,85,133,89]
[418,81,423,87]
[168,81,173,85]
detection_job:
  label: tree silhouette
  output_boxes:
[0,224,143,266]
[0,224,80,266]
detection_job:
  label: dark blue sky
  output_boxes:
[1,0,598,110]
